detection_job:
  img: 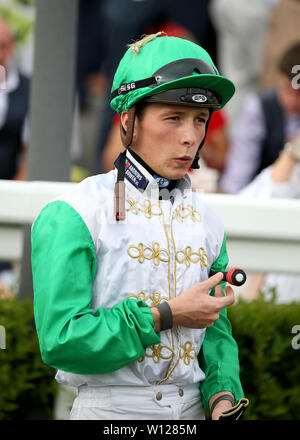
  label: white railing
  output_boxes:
[1,180,300,274]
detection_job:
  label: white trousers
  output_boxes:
[69,383,205,420]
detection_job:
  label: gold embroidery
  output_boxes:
[126,198,202,225]
[159,200,171,301]
[157,201,176,382]
[127,290,175,367]
[172,204,202,224]
[127,242,170,266]
[139,344,174,363]
[157,219,180,385]
[127,292,197,374]
[139,341,196,366]
[176,246,210,268]
[126,200,204,383]
[127,291,168,307]
[126,198,162,218]
[180,341,196,366]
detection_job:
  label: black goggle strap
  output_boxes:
[111,77,156,100]
[143,88,221,107]
[114,150,127,221]
[111,58,218,101]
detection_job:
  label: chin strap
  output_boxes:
[191,151,200,169]
[114,150,127,221]
[191,110,213,169]
[116,105,136,221]
[120,105,136,148]
[218,398,249,420]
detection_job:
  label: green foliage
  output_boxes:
[16,0,35,5]
[0,292,299,420]
[0,297,57,420]
[228,294,300,420]
[0,1,35,45]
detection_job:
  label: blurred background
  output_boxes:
[0,0,300,420]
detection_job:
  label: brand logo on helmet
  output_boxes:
[118,82,136,95]
[192,94,207,103]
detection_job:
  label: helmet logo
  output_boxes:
[117,82,136,95]
[192,94,207,103]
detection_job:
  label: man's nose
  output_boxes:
[181,121,197,146]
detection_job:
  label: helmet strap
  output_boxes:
[191,152,200,169]
[191,110,213,169]
[114,150,127,221]
[120,105,136,148]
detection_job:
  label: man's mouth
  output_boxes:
[174,156,192,165]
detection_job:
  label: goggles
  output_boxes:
[111,58,218,100]
[142,87,221,108]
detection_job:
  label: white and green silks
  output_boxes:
[31,150,244,412]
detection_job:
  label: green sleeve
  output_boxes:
[31,201,160,375]
[198,233,244,412]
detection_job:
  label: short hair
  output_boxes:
[278,42,300,79]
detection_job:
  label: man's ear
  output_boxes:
[120,107,137,148]
[120,111,129,133]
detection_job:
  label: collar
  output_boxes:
[114,149,191,200]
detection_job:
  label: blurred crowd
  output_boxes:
[1,0,300,303]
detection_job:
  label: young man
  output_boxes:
[31,33,247,420]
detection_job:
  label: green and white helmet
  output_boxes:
[110,32,235,169]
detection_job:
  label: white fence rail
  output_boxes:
[1,180,300,274]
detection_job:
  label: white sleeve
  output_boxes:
[239,163,300,199]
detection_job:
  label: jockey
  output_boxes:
[31,32,248,420]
